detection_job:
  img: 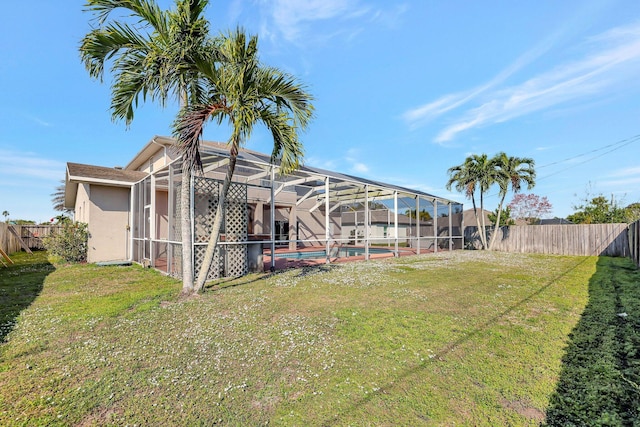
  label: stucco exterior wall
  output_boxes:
[86,185,131,263]
[74,183,91,224]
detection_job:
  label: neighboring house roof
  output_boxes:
[462,208,493,228]
[65,162,148,210]
[538,218,574,225]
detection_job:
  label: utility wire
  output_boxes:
[482,133,640,199]
[537,134,640,181]
[537,134,640,170]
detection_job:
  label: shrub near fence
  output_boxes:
[0,224,62,255]
[465,223,630,257]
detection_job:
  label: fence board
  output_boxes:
[465,224,630,257]
[630,220,640,266]
[0,224,62,255]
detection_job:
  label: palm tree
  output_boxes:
[174,28,314,292]
[2,211,9,223]
[488,153,535,250]
[79,0,216,293]
[51,180,68,213]
[446,154,496,249]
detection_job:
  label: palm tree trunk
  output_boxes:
[194,145,239,292]
[178,88,195,293]
[478,192,487,249]
[488,193,506,250]
[180,170,194,293]
[470,196,484,250]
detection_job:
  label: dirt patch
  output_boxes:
[499,397,545,421]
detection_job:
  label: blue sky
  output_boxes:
[2,0,640,223]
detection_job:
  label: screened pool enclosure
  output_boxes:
[130,141,463,280]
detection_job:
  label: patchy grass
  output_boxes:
[0,250,630,425]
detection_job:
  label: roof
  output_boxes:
[538,218,574,225]
[65,162,148,210]
[67,135,462,212]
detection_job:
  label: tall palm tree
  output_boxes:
[174,28,314,292]
[446,154,496,249]
[79,0,216,293]
[488,153,535,249]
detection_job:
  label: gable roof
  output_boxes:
[65,162,148,210]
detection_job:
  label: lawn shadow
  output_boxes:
[543,256,640,426]
[0,251,54,342]
[322,255,595,426]
[205,264,340,292]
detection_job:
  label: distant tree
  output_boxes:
[488,153,535,249]
[567,195,630,224]
[2,211,8,222]
[51,180,71,213]
[405,209,432,221]
[488,206,515,226]
[508,193,552,225]
[626,202,640,222]
[13,219,36,225]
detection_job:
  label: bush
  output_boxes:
[43,222,88,263]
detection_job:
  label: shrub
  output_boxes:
[43,222,88,263]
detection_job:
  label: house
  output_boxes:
[462,208,493,230]
[65,136,463,279]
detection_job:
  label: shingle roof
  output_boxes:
[67,162,147,184]
[64,163,148,210]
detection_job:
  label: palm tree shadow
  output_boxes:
[543,257,640,426]
[204,264,340,292]
[0,251,53,342]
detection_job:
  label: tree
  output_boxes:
[488,206,515,226]
[51,179,73,215]
[488,153,535,249]
[567,195,630,224]
[174,28,314,293]
[80,0,216,293]
[446,154,497,249]
[405,209,432,221]
[508,193,552,224]
[2,211,8,222]
[625,202,640,223]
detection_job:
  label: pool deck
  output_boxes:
[262,246,430,271]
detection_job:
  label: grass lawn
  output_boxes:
[0,250,638,425]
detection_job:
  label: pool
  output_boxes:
[274,247,394,260]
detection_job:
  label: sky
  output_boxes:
[2,0,640,223]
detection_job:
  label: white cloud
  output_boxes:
[402,26,562,130]
[406,21,640,144]
[351,162,369,174]
[257,0,405,46]
[608,165,640,177]
[0,149,64,181]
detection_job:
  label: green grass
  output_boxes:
[0,250,636,425]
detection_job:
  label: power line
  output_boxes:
[537,134,640,170]
[537,134,640,181]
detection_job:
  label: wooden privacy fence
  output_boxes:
[629,219,640,266]
[465,223,630,257]
[0,224,62,255]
